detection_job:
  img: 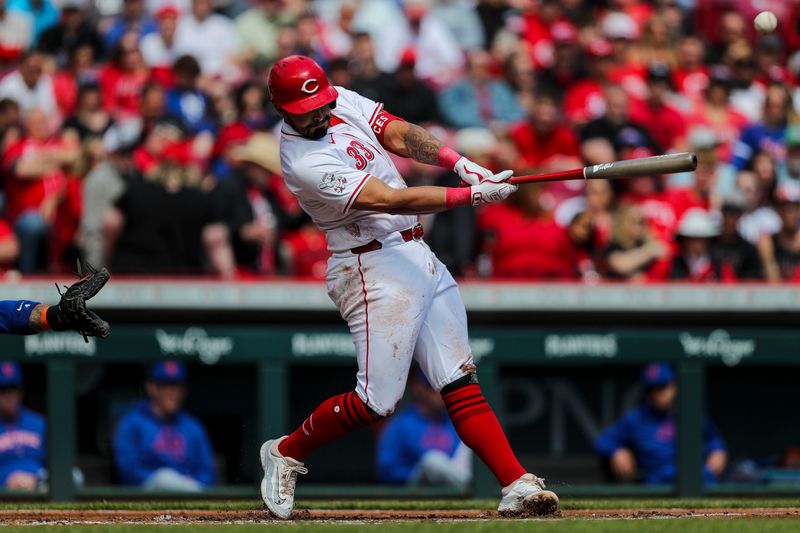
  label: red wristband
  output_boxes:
[438,146,461,170]
[445,186,472,209]
[40,305,51,330]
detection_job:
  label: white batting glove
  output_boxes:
[454,156,496,186]
[470,170,517,206]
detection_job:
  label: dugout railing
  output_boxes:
[0,280,798,501]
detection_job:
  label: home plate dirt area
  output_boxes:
[1,506,799,524]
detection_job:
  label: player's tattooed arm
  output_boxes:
[382,120,442,165]
[28,304,46,332]
[402,123,443,165]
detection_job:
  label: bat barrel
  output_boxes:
[584,152,697,179]
[507,152,698,185]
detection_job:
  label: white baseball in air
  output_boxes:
[754,11,778,33]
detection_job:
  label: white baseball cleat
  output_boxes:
[259,436,308,519]
[497,473,559,517]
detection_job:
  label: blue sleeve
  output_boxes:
[140,18,158,39]
[188,421,215,486]
[112,415,153,486]
[731,126,757,170]
[36,413,47,476]
[596,411,636,457]
[492,83,523,124]
[164,91,181,119]
[438,83,481,129]
[196,95,217,134]
[703,417,726,456]
[0,300,39,335]
[375,418,414,484]
[195,118,218,135]
[103,20,126,50]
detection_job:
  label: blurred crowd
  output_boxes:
[1,0,800,281]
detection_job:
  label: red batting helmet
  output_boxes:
[268,55,338,115]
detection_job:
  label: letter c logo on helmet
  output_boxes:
[301,79,319,94]
[269,55,338,114]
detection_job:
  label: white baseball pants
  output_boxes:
[326,234,474,416]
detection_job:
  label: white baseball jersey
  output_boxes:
[279,87,473,416]
[279,87,417,252]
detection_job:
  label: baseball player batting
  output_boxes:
[259,55,557,519]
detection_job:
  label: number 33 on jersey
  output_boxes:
[279,87,418,253]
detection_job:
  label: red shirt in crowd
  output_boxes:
[52,71,80,117]
[213,122,252,159]
[99,65,150,119]
[563,79,606,125]
[673,66,710,103]
[133,141,193,175]
[478,202,579,279]
[282,227,330,279]
[1,137,67,222]
[620,192,679,241]
[685,105,748,163]
[618,190,678,280]
[0,218,15,272]
[608,64,648,103]
[509,122,580,171]
[521,12,558,69]
[50,176,82,271]
[629,100,687,151]
[664,187,710,224]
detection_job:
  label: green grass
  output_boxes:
[2,519,800,533]
[0,498,798,511]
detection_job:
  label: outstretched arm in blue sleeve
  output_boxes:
[0,300,43,335]
[0,264,111,338]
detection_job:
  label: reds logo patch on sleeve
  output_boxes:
[345,223,361,237]
[319,172,347,194]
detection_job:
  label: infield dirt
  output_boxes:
[1,507,799,524]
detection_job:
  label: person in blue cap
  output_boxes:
[375,368,471,489]
[595,362,727,485]
[113,360,215,491]
[0,361,46,491]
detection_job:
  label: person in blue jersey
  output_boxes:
[113,361,215,491]
[596,362,727,485]
[0,260,110,339]
[0,361,45,490]
[376,369,471,489]
[731,84,791,171]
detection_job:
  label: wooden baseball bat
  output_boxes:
[508,152,698,185]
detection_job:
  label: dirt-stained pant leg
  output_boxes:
[413,251,474,391]
[326,241,438,416]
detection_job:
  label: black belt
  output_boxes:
[350,224,424,255]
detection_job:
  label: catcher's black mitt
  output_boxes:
[47,260,111,342]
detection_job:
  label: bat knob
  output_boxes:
[689,152,698,171]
